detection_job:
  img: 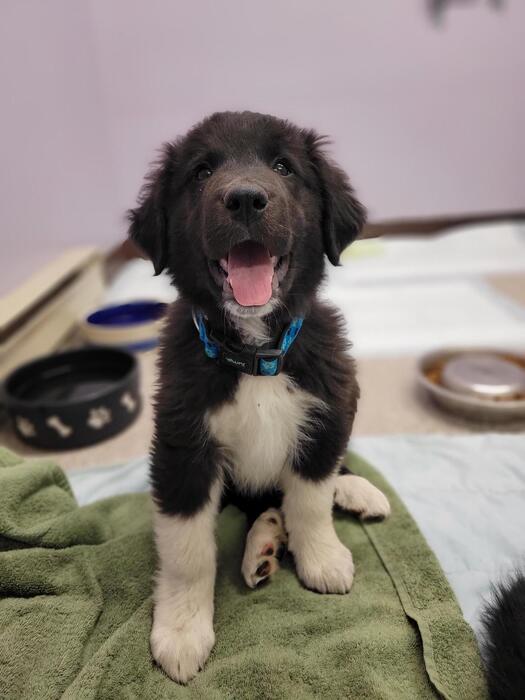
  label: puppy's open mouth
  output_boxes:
[209,241,290,307]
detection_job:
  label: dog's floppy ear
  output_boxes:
[306,131,366,266]
[127,142,178,275]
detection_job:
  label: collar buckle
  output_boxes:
[254,348,284,377]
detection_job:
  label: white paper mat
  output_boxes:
[104,258,176,304]
[325,279,525,357]
[337,221,525,283]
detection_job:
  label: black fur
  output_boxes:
[128,111,363,518]
[480,571,525,699]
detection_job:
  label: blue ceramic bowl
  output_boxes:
[82,300,167,352]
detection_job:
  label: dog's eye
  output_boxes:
[273,160,292,177]
[195,165,213,181]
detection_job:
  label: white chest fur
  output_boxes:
[207,374,326,494]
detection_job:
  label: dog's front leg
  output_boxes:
[151,461,221,684]
[280,409,355,594]
[281,470,354,593]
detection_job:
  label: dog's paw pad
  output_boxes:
[256,560,271,577]
[251,556,278,586]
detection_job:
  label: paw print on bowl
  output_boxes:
[87,407,112,430]
[16,416,36,438]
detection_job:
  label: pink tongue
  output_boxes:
[227,242,274,306]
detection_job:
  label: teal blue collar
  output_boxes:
[193,310,303,376]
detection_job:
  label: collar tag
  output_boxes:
[220,347,258,374]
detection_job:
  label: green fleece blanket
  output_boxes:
[0,447,486,700]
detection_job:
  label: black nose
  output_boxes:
[224,186,268,223]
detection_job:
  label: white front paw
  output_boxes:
[293,537,354,594]
[151,612,215,684]
[334,474,391,520]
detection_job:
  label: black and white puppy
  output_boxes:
[128,111,390,683]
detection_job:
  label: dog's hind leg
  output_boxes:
[241,508,287,588]
[334,468,391,520]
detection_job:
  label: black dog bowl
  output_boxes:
[3,347,141,449]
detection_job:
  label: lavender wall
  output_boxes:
[2,0,524,294]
